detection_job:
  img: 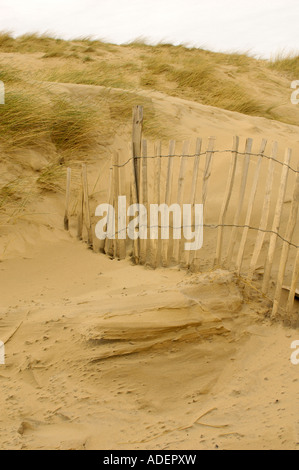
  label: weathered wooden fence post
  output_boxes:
[187,137,202,269]
[130,142,140,264]
[112,151,120,260]
[77,169,84,240]
[132,105,143,201]
[64,167,71,231]
[235,138,267,275]
[272,158,299,317]
[262,148,292,295]
[172,140,190,264]
[226,138,253,266]
[82,163,93,248]
[214,136,239,267]
[140,139,148,265]
[202,137,216,206]
[248,142,277,280]
[104,160,114,257]
[161,140,176,267]
[192,136,215,272]
[149,141,162,268]
[118,153,127,261]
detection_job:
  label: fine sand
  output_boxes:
[0,238,299,450]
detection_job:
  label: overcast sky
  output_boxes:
[1,0,298,58]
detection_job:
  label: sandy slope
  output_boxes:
[0,78,299,449]
[0,238,298,450]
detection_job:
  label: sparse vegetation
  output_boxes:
[269,52,299,79]
[0,33,298,224]
[0,90,51,149]
[0,33,296,122]
[36,163,65,193]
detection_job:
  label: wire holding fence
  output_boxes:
[64,106,299,323]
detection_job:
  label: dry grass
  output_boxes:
[36,163,65,193]
[0,56,169,221]
[0,175,36,224]
[269,52,299,79]
[50,96,100,154]
[0,90,51,149]
[1,33,295,122]
[44,62,134,89]
[0,86,103,154]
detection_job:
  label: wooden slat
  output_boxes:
[235,138,267,274]
[226,138,253,266]
[214,136,239,267]
[132,105,143,201]
[118,153,127,260]
[192,137,215,272]
[248,142,277,280]
[77,170,84,241]
[130,142,140,264]
[272,159,299,317]
[161,140,176,267]
[187,138,202,269]
[262,148,292,295]
[149,141,161,268]
[82,164,93,248]
[202,137,216,206]
[172,140,190,264]
[112,151,120,260]
[104,159,114,257]
[140,140,148,265]
[64,168,71,231]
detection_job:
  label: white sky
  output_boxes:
[0,0,298,58]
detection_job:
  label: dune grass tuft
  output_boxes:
[269,53,299,79]
[50,96,100,154]
[44,61,134,89]
[0,90,51,149]
[36,163,65,193]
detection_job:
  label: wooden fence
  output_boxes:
[64,106,299,323]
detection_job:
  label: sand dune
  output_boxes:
[0,43,299,449]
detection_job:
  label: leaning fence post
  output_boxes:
[202,137,216,206]
[82,164,93,248]
[130,142,140,264]
[77,169,84,240]
[248,142,277,280]
[149,141,161,268]
[187,138,202,269]
[64,167,71,231]
[172,140,190,264]
[226,137,253,266]
[118,154,127,261]
[235,138,267,275]
[192,136,215,271]
[161,140,176,267]
[140,140,148,265]
[272,158,299,317]
[132,105,143,201]
[262,148,292,295]
[214,136,239,267]
[112,151,121,260]
[104,159,114,257]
